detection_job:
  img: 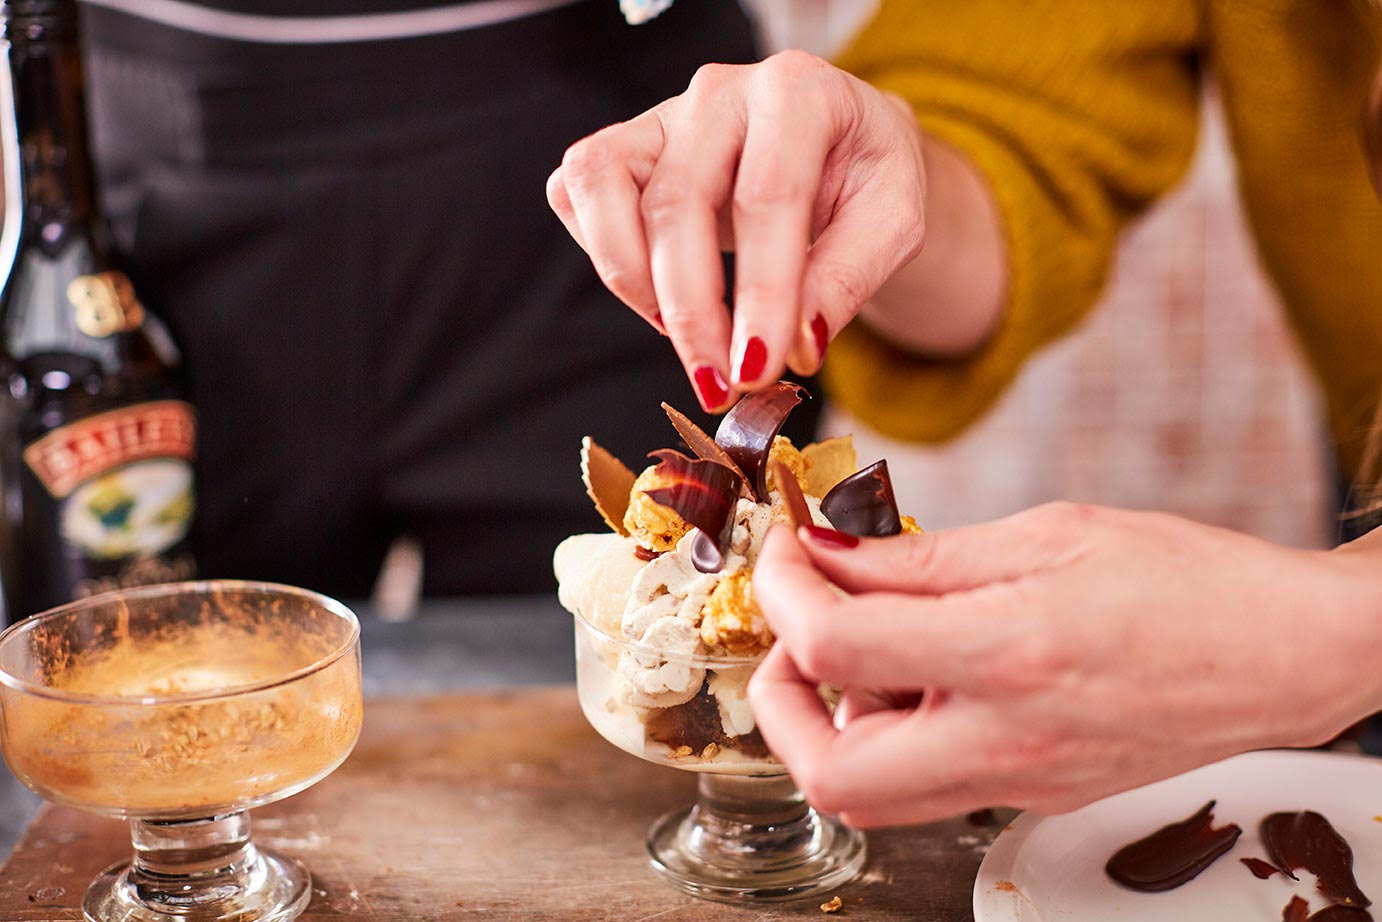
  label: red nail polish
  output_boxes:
[693,365,730,410]
[804,525,859,548]
[811,314,829,363]
[735,336,768,383]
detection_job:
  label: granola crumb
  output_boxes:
[673,745,693,758]
[701,742,720,759]
[821,895,843,913]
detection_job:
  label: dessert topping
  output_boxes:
[821,459,903,537]
[713,381,805,500]
[662,401,746,484]
[639,449,742,566]
[701,569,772,654]
[802,435,858,497]
[581,437,636,537]
[772,459,814,530]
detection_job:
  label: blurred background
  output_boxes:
[756,0,1335,552]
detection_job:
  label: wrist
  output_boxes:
[857,125,1008,357]
[1287,544,1382,744]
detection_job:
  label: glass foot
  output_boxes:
[82,814,311,922]
[647,773,867,903]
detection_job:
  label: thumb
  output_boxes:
[800,502,1093,595]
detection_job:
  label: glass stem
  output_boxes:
[127,811,261,908]
[680,773,823,868]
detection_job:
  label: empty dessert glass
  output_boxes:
[573,609,866,903]
[0,581,363,922]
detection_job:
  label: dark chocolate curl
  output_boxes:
[820,460,902,537]
[642,449,741,571]
[661,402,747,484]
[714,381,805,500]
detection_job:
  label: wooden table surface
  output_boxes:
[0,688,1004,921]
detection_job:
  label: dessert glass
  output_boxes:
[573,610,866,903]
[0,581,363,922]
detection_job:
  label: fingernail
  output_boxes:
[803,524,858,548]
[692,365,730,411]
[811,314,829,363]
[734,336,768,385]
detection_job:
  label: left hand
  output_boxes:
[747,503,1382,828]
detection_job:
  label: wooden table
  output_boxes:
[0,689,1001,921]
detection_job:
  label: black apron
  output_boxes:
[80,0,819,597]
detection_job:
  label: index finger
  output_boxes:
[752,526,1027,690]
[728,54,834,389]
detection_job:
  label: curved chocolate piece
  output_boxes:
[713,382,804,500]
[641,449,741,572]
[662,402,747,485]
[1105,801,1242,892]
[1261,811,1371,908]
[820,460,902,537]
[1284,897,1310,922]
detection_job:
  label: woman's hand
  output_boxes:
[547,51,929,411]
[747,503,1382,828]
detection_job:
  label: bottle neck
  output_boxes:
[6,1,98,240]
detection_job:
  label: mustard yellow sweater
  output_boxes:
[827,0,1382,478]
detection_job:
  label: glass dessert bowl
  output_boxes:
[557,383,921,903]
[0,581,363,922]
[571,608,866,903]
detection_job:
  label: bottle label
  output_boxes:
[23,401,196,560]
[67,271,146,337]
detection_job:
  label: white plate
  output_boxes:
[974,750,1382,921]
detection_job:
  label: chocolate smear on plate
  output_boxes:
[714,382,804,501]
[1243,856,1281,879]
[1308,907,1373,921]
[1261,811,1371,908]
[641,449,741,574]
[820,460,903,537]
[1105,801,1242,892]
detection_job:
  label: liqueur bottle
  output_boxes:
[0,0,196,621]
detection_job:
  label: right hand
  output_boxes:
[546,51,928,412]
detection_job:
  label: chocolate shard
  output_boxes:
[1261,811,1371,909]
[662,402,747,485]
[642,449,741,572]
[580,436,636,536]
[1243,856,1281,879]
[772,459,813,530]
[820,459,903,537]
[713,381,805,501]
[1105,801,1242,892]
[1283,896,1310,922]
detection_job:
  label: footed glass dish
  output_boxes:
[573,609,866,903]
[0,581,363,922]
